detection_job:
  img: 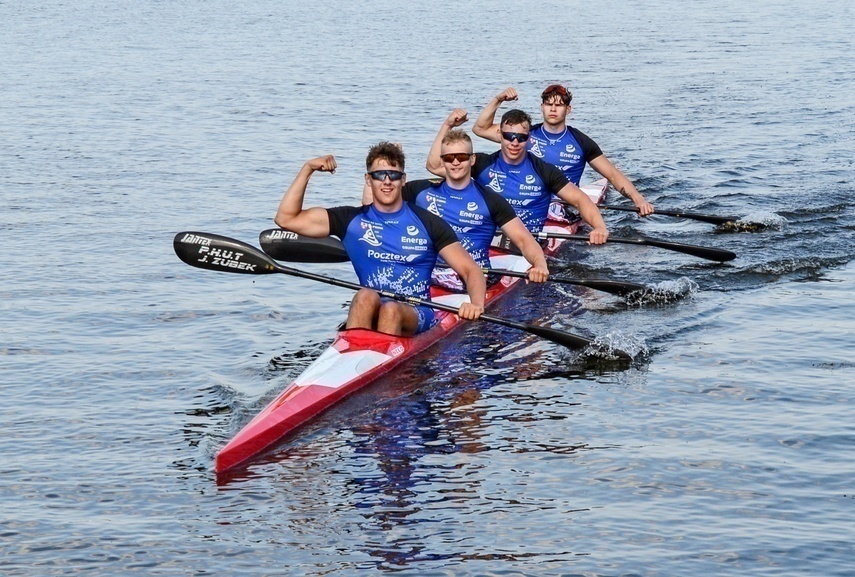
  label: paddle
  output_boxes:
[258,229,646,297]
[533,231,736,262]
[599,204,740,226]
[174,231,631,357]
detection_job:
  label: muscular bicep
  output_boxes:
[438,242,480,276]
[474,123,502,142]
[501,217,537,247]
[274,206,331,238]
[555,182,593,208]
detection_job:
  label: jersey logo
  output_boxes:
[358,222,382,247]
[529,140,544,158]
[525,174,536,184]
[565,144,576,153]
[406,225,420,236]
[488,174,503,193]
[427,199,441,216]
[466,201,479,211]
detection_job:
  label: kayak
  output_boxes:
[215,179,609,473]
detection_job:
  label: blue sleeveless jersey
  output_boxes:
[327,204,457,300]
[527,124,603,185]
[403,179,516,268]
[472,151,569,233]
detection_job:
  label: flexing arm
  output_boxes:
[273,155,337,237]
[361,180,373,205]
[426,109,469,177]
[556,182,609,244]
[500,218,549,282]
[438,242,486,320]
[472,87,518,142]
[589,155,654,216]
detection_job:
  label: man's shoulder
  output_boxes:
[567,125,596,143]
[404,178,443,200]
[328,205,365,216]
[472,151,501,175]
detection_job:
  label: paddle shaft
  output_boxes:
[258,229,646,296]
[535,231,736,262]
[174,232,618,354]
[600,204,739,225]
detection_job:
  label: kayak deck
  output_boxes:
[215,180,608,473]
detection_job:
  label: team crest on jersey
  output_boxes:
[427,199,441,216]
[529,140,544,157]
[358,221,382,247]
[487,172,503,193]
[525,174,536,184]
[466,201,479,211]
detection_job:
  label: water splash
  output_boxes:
[586,330,648,360]
[719,211,788,233]
[625,277,699,306]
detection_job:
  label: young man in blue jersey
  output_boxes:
[473,85,654,217]
[426,108,609,243]
[365,130,550,291]
[274,142,485,337]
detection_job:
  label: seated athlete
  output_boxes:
[364,131,550,292]
[426,108,609,243]
[473,85,654,217]
[274,142,485,336]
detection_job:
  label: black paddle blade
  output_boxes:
[173,231,280,274]
[259,229,350,263]
[523,322,596,351]
[632,237,736,262]
[526,323,633,359]
[558,278,647,297]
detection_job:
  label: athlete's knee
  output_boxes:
[351,288,381,311]
[377,301,404,324]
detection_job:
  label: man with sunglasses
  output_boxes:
[385,129,550,291]
[473,85,654,217]
[274,142,485,337]
[426,109,609,244]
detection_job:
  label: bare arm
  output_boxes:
[438,242,486,320]
[361,180,373,206]
[500,217,549,282]
[589,155,653,216]
[472,87,518,142]
[556,182,610,244]
[426,109,469,177]
[273,155,337,237]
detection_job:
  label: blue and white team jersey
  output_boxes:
[472,151,569,233]
[527,124,603,185]
[327,203,457,301]
[403,179,516,269]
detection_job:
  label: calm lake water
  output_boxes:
[2,0,854,575]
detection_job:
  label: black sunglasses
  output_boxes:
[367,170,405,181]
[440,152,473,163]
[501,131,530,144]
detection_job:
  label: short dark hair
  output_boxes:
[366,142,405,171]
[541,84,572,105]
[500,109,532,129]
